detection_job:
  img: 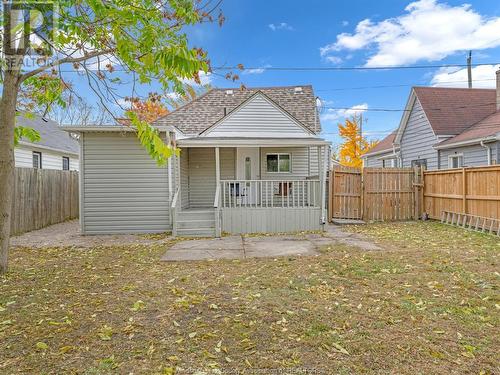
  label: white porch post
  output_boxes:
[320,145,328,227]
[215,147,220,187]
[215,147,221,237]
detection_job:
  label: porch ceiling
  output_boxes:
[177,137,330,148]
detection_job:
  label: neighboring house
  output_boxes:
[15,114,79,171]
[363,70,500,170]
[63,85,330,237]
[363,131,399,168]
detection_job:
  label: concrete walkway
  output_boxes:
[161,224,381,261]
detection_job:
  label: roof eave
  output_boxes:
[17,140,79,156]
[434,135,500,150]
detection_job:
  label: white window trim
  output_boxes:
[32,151,42,169]
[266,153,292,173]
[448,153,464,169]
[62,156,70,171]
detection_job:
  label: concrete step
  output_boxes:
[177,210,214,221]
[176,219,215,229]
[176,227,216,237]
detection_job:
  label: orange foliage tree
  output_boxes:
[338,116,378,168]
[126,93,169,123]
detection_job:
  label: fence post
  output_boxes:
[462,167,467,214]
[328,168,334,223]
[413,167,418,220]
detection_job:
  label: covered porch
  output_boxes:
[170,137,330,237]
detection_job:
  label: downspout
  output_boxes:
[480,139,492,166]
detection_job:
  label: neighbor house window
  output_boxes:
[383,158,397,168]
[448,154,463,169]
[411,159,427,169]
[62,157,70,170]
[32,151,42,169]
[266,153,291,173]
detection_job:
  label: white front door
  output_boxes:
[236,147,259,205]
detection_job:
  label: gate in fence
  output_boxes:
[328,167,423,222]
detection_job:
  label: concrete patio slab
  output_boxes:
[161,224,381,261]
[244,237,317,258]
[162,248,244,261]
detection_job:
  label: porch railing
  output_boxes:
[220,180,320,208]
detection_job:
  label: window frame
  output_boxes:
[266,153,291,173]
[411,159,427,169]
[383,158,397,168]
[62,156,70,171]
[32,151,42,169]
[448,153,464,169]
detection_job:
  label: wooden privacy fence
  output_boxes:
[423,165,500,221]
[329,167,422,222]
[11,168,79,235]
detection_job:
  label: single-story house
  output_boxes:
[363,70,500,169]
[15,114,79,170]
[64,85,330,237]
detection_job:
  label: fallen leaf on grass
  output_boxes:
[332,342,349,355]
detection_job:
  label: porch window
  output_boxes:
[448,154,463,169]
[266,153,291,173]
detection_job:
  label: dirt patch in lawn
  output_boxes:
[1,222,498,374]
[10,220,172,248]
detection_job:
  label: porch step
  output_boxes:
[177,210,215,221]
[174,209,216,237]
[176,227,216,237]
[176,219,215,229]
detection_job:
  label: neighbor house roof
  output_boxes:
[363,131,397,157]
[16,113,79,155]
[413,87,496,136]
[154,85,319,134]
[436,110,500,148]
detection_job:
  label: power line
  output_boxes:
[213,62,500,72]
[315,79,496,92]
[321,101,498,113]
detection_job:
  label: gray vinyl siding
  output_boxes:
[439,142,498,168]
[82,132,170,234]
[364,151,392,168]
[205,94,313,137]
[222,208,321,234]
[220,147,236,179]
[400,98,439,170]
[184,147,236,208]
[180,150,189,209]
[187,148,216,207]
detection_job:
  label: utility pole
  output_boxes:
[467,51,472,89]
[359,112,363,158]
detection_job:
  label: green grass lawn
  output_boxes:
[1,222,498,374]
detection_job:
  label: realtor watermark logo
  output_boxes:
[2,0,58,68]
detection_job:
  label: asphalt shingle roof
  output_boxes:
[413,87,496,136]
[364,131,397,156]
[154,85,319,134]
[16,114,79,154]
[438,110,500,146]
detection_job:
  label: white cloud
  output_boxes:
[342,20,349,27]
[321,0,500,67]
[320,103,368,123]
[325,56,342,64]
[243,64,272,75]
[268,22,294,31]
[180,71,212,86]
[431,64,499,88]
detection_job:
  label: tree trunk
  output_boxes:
[0,70,19,274]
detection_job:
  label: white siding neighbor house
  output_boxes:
[15,114,79,171]
[64,85,330,237]
[363,70,500,170]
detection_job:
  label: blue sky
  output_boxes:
[67,0,500,147]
